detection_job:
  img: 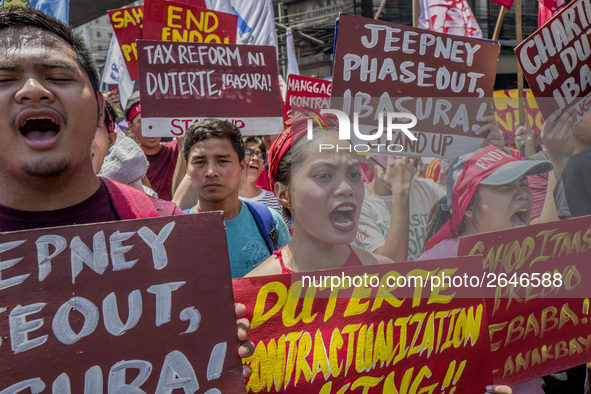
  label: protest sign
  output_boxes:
[331,14,500,159]
[233,256,492,393]
[493,89,543,145]
[143,0,237,45]
[108,5,143,80]
[137,40,284,136]
[0,214,244,393]
[515,0,591,120]
[458,215,591,385]
[285,74,332,119]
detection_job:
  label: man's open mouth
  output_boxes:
[20,117,61,142]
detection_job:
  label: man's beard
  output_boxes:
[22,158,71,178]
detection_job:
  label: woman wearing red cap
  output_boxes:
[419,108,576,261]
[246,114,392,276]
[419,145,554,261]
[418,109,577,393]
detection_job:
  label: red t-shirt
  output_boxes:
[146,140,179,201]
[255,165,272,192]
[0,181,183,232]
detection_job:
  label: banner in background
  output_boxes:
[331,15,500,159]
[515,0,591,121]
[137,40,284,136]
[143,0,237,45]
[108,5,143,81]
[493,89,543,145]
[285,74,331,120]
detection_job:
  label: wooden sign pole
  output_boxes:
[374,0,387,20]
[492,6,506,41]
[516,0,525,127]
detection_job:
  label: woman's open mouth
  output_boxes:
[329,203,357,232]
[510,208,529,227]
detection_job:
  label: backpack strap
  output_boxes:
[101,177,160,219]
[244,201,278,253]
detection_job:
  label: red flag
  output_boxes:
[538,0,565,27]
[490,0,515,9]
[418,0,482,38]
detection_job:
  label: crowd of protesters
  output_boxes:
[2,4,591,393]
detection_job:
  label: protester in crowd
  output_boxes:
[182,119,290,278]
[239,136,293,229]
[254,134,280,192]
[419,108,578,393]
[420,110,574,259]
[356,155,442,261]
[356,115,505,261]
[104,89,125,123]
[542,108,588,393]
[247,114,393,276]
[91,101,118,174]
[354,155,415,262]
[0,5,253,373]
[418,145,554,394]
[557,109,590,217]
[420,145,553,260]
[125,95,182,200]
[92,101,158,196]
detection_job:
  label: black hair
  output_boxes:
[0,7,100,95]
[103,101,117,133]
[183,119,244,162]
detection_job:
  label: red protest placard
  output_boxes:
[167,0,206,7]
[108,5,143,80]
[285,75,332,119]
[0,214,244,392]
[331,14,500,159]
[233,256,492,393]
[493,89,543,146]
[143,0,237,45]
[515,0,591,120]
[137,40,284,136]
[457,215,591,386]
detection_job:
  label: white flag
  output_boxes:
[101,35,134,110]
[206,0,278,52]
[418,0,482,38]
[286,29,300,78]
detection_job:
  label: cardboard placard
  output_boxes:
[331,14,500,158]
[0,214,245,392]
[108,5,144,81]
[493,89,543,145]
[458,215,591,385]
[515,0,591,120]
[285,75,332,119]
[137,40,284,136]
[233,256,492,392]
[143,0,237,45]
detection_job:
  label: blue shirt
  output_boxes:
[185,202,290,277]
